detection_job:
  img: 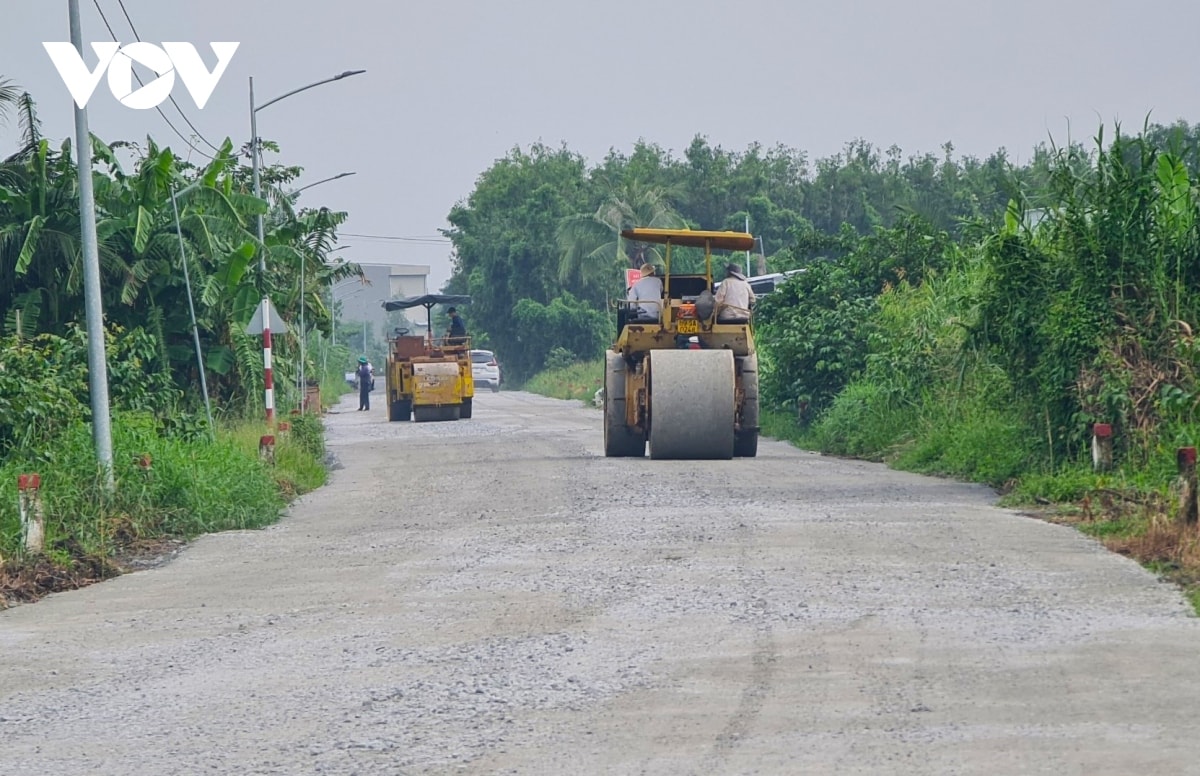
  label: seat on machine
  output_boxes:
[392,336,427,359]
[666,276,711,299]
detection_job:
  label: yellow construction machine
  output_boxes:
[605,228,758,459]
[381,294,474,422]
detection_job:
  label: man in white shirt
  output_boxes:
[627,263,663,321]
[715,263,756,322]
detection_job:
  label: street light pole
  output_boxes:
[248,69,365,425]
[290,171,356,197]
[287,174,354,411]
[68,0,113,488]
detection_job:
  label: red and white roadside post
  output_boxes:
[259,434,276,465]
[260,298,276,466]
[247,297,287,443]
[262,296,274,428]
[17,473,44,555]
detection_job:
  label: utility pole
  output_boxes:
[745,214,752,276]
[68,0,113,488]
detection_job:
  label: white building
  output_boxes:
[335,262,430,344]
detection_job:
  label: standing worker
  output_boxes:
[446,306,468,345]
[715,263,756,322]
[355,355,373,411]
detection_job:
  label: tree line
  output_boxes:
[442,128,1055,382]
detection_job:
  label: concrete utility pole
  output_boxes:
[68,0,113,488]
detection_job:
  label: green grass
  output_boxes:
[222,415,328,500]
[320,375,354,408]
[0,410,330,599]
[759,409,814,448]
[523,358,605,404]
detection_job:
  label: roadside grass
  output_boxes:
[0,410,329,607]
[321,375,353,408]
[761,405,1200,616]
[523,359,605,404]
[759,409,812,447]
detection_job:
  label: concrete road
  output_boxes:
[2,390,1199,775]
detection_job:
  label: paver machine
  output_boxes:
[605,228,759,459]
[380,294,474,422]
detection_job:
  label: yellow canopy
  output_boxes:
[620,228,755,251]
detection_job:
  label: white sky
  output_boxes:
[4,0,1199,291]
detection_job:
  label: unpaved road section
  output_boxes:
[2,391,1199,775]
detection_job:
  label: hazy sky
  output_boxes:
[4,0,1199,291]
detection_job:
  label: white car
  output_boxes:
[470,349,501,392]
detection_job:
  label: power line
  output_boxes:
[112,0,223,153]
[90,0,216,160]
[339,232,451,243]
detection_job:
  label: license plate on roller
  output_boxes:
[676,319,699,334]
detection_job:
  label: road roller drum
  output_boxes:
[647,349,735,460]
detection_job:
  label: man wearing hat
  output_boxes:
[627,262,663,322]
[355,355,373,411]
[715,263,756,322]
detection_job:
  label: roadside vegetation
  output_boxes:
[0,79,356,605]
[522,353,604,404]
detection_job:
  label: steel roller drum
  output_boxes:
[647,349,736,460]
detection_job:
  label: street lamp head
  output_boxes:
[288,171,357,196]
[336,70,367,79]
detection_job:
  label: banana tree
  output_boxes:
[0,134,84,336]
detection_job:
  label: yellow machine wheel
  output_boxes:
[604,351,646,457]
[648,349,735,460]
[460,398,473,419]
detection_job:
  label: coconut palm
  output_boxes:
[0,77,19,129]
[1,79,41,163]
[556,179,684,295]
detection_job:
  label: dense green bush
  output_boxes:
[509,292,610,384]
[756,215,953,420]
[0,412,285,563]
[0,326,179,457]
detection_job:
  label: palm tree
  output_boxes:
[556,179,684,294]
[1,78,40,162]
[0,77,19,127]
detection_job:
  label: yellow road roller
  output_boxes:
[381,294,475,422]
[605,228,758,459]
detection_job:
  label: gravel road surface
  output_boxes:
[2,389,1199,775]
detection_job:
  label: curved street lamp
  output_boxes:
[248,69,365,426]
[289,171,356,198]
[283,173,355,407]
